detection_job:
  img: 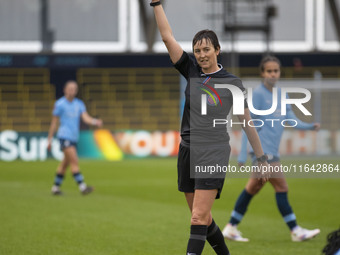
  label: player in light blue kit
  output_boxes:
[222,56,321,242]
[47,81,103,195]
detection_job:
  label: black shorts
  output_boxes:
[59,139,77,151]
[177,143,231,199]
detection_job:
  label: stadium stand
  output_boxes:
[0,69,55,132]
[77,68,181,131]
[1,66,340,132]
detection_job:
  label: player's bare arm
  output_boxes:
[47,116,59,151]
[81,112,103,128]
[152,0,183,63]
[238,109,269,182]
[238,109,263,158]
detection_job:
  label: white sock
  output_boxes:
[79,182,87,191]
[292,226,300,232]
[51,185,60,192]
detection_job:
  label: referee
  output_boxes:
[151,1,269,254]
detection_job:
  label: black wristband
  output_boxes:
[150,1,161,7]
[257,154,268,163]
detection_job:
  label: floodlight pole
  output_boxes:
[328,0,340,42]
[223,0,277,71]
[139,0,160,52]
[224,0,238,74]
[40,0,54,53]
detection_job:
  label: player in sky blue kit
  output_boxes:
[222,56,321,242]
[47,81,103,195]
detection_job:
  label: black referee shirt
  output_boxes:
[174,51,248,146]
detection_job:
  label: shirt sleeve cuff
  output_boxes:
[173,51,188,67]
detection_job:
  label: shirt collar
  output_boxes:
[261,83,276,93]
[200,64,223,76]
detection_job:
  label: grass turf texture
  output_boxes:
[0,158,339,255]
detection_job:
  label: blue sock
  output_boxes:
[73,172,84,184]
[54,174,64,186]
[229,189,253,225]
[275,192,297,230]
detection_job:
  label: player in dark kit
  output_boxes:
[151,1,269,254]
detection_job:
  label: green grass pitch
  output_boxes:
[0,158,339,255]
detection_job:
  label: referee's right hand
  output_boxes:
[257,161,270,183]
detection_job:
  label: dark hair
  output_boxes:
[322,228,340,255]
[64,80,78,88]
[192,29,221,52]
[259,55,281,72]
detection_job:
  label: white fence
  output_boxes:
[0,0,339,53]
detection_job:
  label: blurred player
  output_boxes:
[222,56,321,242]
[152,1,270,254]
[47,81,103,195]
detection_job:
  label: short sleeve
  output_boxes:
[231,78,248,109]
[242,82,248,109]
[249,89,263,118]
[52,101,62,116]
[244,98,248,109]
[79,100,86,114]
[173,51,194,80]
[285,94,292,113]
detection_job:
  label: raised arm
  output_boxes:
[151,0,183,63]
[81,112,103,128]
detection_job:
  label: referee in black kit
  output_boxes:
[151,1,269,254]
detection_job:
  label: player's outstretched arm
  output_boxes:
[313,123,321,131]
[286,110,321,131]
[47,116,59,150]
[81,112,103,128]
[151,0,183,64]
